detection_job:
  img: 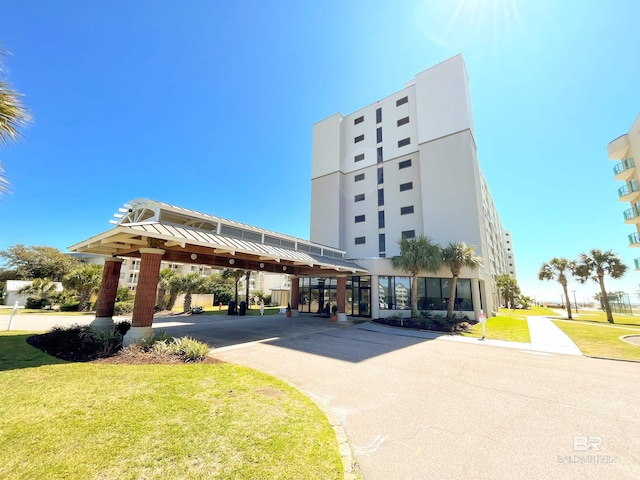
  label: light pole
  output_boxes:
[572,290,578,314]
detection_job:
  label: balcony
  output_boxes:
[635,258,640,271]
[623,204,640,224]
[629,232,640,247]
[608,134,630,160]
[618,180,640,202]
[613,157,635,181]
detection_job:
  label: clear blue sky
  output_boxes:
[1,0,639,304]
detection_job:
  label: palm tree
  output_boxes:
[166,273,185,311]
[182,272,203,313]
[18,278,57,308]
[575,249,627,323]
[538,257,576,320]
[62,264,103,311]
[156,268,176,310]
[391,235,442,318]
[441,242,482,320]
[496,274,521,310]
[0,48,32,194]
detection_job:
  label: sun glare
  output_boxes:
[415,0,524,51]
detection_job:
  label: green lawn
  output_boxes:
[559,310,640,327]
[497,306,558,317]
[463,315,531,343]
[552,320,640,361]
[0,308,93,316]
[0,332,343,480]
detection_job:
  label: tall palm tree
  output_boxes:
[496,273,521,310]
[156,268,176,310]
[441,242,482,320]
[62,264,103,311]
[0,48,32,194]
[575,249,627,323]
[538,257,576,320]
[18,278,57,308]
[391,235,442,318]
[166,273,185,311]
[182,272,203,313]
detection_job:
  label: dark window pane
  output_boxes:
[400,182,413,192]
[355,193,365,202]
[355,236,366,245]
[354,115,364,125]
[399,159,412,169]
[397,116,410,126]
[355,215,365,223]
[354,173,365,182]
[400,205,414,215]
[376,127,382,143]
[398,137,410,147]
[355,134,365,143]
[355,153,365,162]
[396,96,408,106]
[376,107,382,123]
[401,230,415,239]
[378,210,385,228]
[377,167,384,184]
[377,147,383,163]
[378,189,384,206]
[379,233,385,252]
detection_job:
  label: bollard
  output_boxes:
[7,301,19,331]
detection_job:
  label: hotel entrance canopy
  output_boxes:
[68,199,367,276]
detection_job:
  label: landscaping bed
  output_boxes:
[373,315,475,333]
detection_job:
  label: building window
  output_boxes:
[399,159,412,169]
[354,153,365,162]
[376,127,382,143]
[379,233,386,253]
[379,276,411,310]
[377,147,383,163]
[355,236,366,245]
[397,116,409,126]
[377,167,384,184]
[398,137,411,148]
[355,193,365,202]
[378,189,384,206]
[401,230,415,239]
[354,115,364,125]
[354,134,365,143]
[396,96,408,107]
[376,107,382,124]
[400,205,414,215]
[400,182,413,192]
[354,173,365,182]
[355,215,365,223]
[378,210,385,228]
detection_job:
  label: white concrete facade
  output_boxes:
[608,113,640,270]
[310,55,514,317]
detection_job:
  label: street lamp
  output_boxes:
[572,290,578,314]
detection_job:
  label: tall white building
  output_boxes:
[608,113,640,270]
[309,55,513,317]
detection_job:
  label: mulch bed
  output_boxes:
[26,333,222,365]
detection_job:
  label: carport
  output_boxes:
[68,199,367,344]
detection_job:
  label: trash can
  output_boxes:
[228,300,236,315]
[239,301,247,316]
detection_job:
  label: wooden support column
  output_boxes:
[290,277,300,317]
[92,257,124,329]
[124,248,165,345]
[336,276,347,322]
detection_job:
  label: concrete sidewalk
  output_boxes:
[527,316,582,355]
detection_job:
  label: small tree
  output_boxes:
[62,264,103,311]
[202,273,234,305]
[496,274,520,310]
[166,273,185,311]
[182,272,204,313]
[538,257,575,319]
[156,268,176,310]
[18,278,57,309]
[223,269,248,306]
[391,235,442,318]
[441,242,482,320]
[575,249,627,323]
[518,295,533,309]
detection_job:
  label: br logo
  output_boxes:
[573,436,602,451]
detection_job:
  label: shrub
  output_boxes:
[263,295,272,305]
[26,297,48,309]
[113,301,135,315]
[175,336,210,362]
[114,320,131,336]
[60,302,80,312]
